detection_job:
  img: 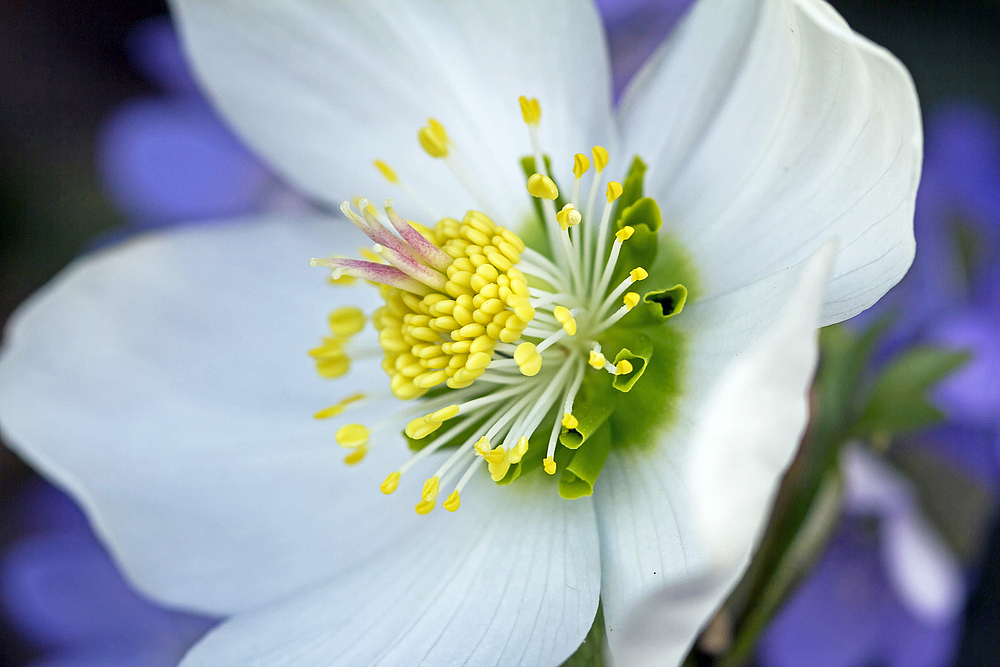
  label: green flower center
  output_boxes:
[308,98,696,513]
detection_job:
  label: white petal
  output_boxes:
[168,0,617,227]
[619,0,920,325]
[180,471,600,667]
[0,217,440,614]
[595,243,835,666]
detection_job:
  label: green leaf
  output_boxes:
[856,346,970,436]
[559,423,612,499]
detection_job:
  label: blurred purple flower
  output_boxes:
[97,18,306,228]
[759,448,965,667]
[1,481,214,666]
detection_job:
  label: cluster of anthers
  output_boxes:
[310,97,656,514]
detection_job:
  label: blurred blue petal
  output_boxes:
[929,310,1000,427]
[125,18,201,97]
[1,483,213,663]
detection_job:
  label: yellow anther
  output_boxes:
[556,204,582,230]
[431,404,460,422]
[562,412,579,430]
[606,181,624,203]
[329,307,366,337]
[510,436,530,463]
[615,226,635,242]
[373,159,398,184]
[624,292,640,310]
[418,118,449,158]
[485,445,507,465]
[573,153,590,178]
[519,96,541,125]
[553,305,577,336]
[543,457,556,475]
[313,392,366,420]
[335,423,369,448]
[592,146,609,171]
[380,471,401,495]
[422,476,441,502]
[589,350,607,369]
[514,342,542,376]
[329,274,356,286]
[343,447,367,465]
[404,412,447,440]
[474,436,492,458]
[443,490,461,512]
[526,173,559,200]
[415,500,435,515]
[360,247,383,263]
[630,267,648,282]
[616,359,634,375]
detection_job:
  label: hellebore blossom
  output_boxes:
[0,2,921,666]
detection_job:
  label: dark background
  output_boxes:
[1,1,998,664]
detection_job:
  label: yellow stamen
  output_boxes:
[573,153,590,178]
[589,350,607,369]
[329,274,356,286]
[404,404,459,440]
[562,412,579,430]
[616,359,634,375]
[606,181,624,203]
[360,247,384,263]
[313,392,366,419]
[381,471,401,494]
[630,267,648,281]
[592,146,609,172]
[543,457,556,475]
[514,342,542,376]
[443,490,461,512]
[343,447,367,465]
[556,204,581,230]
[509,436,530,464]
[422,476,440,502]
[335,423,369,448]
[373,159,398,184]
[474,435,492,458]
[519,96,541,125]
[624,292,640,310]
[553,306,577,336]
[615,226,635,242]
[484,445,507,465]
[527,173,559,200]
[418,118,449,158]
[415,500,436,515]
[329,307,365,337]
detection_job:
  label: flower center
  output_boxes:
[309,97,695,514]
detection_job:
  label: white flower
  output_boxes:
[0,2,921,666]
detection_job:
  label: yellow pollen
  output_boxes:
[371,211,534,398]
[556,204,582,230]
[313,392,366,419]
[630,267,648,281]
[335,423,369,448]
[329,307,366,337]
[527,173,559,200]
[573,153,590,177]
[443,490,461,512]
[514,342,542,376]
[616,359,634,375]
[615,226,635,242]
[589,350,606,369]
[380,471,401,494]
[474,435,492,458]
[606,181,624,203]
[562,412,579,430]
[422,476,441,502]
[624,292,640,310]
[543,457,557,475]
[553,306,577,336]
[592,146,609,171]
[519,96,541,125]
[373,159,399,184]
[484,444,507,465]
[343,447,367,465]
[415,500,436,515]
[418,118,449,158]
